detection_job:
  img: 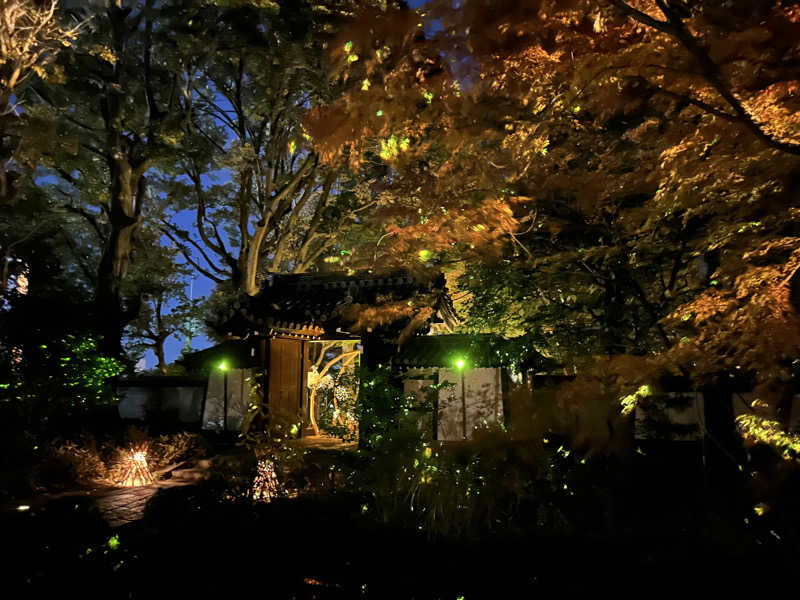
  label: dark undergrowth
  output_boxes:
[2,469,798,600]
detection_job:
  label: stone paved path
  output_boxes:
[4,461,212,528]
[94,486,160,527]
[93,462,211,527]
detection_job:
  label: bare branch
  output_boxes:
[160,220,229,277]
[160,227,227,284]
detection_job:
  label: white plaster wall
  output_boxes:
[202,369,252,431]
[634,392,705,441]
[118,387,148,420]
[403,377,436,435]
[436,368,503,441]
[403,377,435,401]
[160,387,205,422]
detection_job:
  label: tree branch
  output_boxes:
[160,221,229,280]
[186,165,233,263]
[610,0,800,156]
[61,204,107,242]
[629,76,738,121]
[161,229,226,284]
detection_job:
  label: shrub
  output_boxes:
[149,431,209,470]
[0,334,124,437]
[342,366,629,539]
[31,435,108,491]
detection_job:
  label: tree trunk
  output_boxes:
[155,340,167,375]
[93,5,147,357]
[95,158,144,356]
[243,223,268,296]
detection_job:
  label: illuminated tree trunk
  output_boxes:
[154,339,167,375]
[95,138,147,356]
[94,5,152,356]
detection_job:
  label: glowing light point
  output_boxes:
[455,358,466,370]
[218,361,228,371]
[117,444,154,487]
[16,505,30,512]
[251,458,281,503]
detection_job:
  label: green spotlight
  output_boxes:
[218,361,228,371]
[455,358,466,370]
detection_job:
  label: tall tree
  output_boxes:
[21,0,191,353]
[159,0,374,296]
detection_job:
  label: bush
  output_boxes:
[30,434,109,491]
[0,335,124,434]
[340,365,631,539]
[149,430,209,470]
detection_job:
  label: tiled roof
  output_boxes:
[394,333,559,371]
[218,270,456,338]
[178,339,259,372]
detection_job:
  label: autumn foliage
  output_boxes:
[306,0,800,441]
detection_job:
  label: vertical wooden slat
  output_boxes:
[269,338,302,424]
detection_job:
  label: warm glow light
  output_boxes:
[16,505,30,512]
[118,444,154,487]
[251,458,281,502]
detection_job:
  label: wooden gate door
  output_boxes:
[268,338,306,426]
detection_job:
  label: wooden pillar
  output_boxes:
[432,371,439,441]
[299,339,307,422]
[261,338,270,418]
[500,369,513,432]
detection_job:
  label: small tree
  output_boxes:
[124,226,203,374]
